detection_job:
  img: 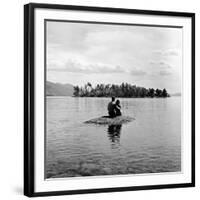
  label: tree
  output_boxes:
[162,88,168,97]
[155,89,162,97]
[148,88,155,98]
[73,86,79,97]
[73,83,170,98]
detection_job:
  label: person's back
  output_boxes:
[107,97,116,118]
[107,101,113,112]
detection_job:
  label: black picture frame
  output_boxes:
[24,3,195,197]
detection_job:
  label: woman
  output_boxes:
[115,99,122,116]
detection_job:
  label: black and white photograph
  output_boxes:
[23,3,195,196]
[45,20,182,179]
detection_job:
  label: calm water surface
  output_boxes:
[46,97,181,178]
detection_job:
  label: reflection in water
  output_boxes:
[107,125,122,148]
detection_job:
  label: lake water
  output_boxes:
[46,97,181,178]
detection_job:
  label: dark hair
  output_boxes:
[116,99,120,105]
[112,97,115,102]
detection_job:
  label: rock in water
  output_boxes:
[84,116,134,125]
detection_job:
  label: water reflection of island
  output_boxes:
[107,125,122,145]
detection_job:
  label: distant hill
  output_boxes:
[170,92,181,97]
[46,81,74,96]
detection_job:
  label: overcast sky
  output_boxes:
[46,21,182,93]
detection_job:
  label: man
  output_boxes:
[107,97,116,118]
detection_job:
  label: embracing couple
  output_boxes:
[107,97,122,118]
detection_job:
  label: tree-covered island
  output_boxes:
[73,83,170,98]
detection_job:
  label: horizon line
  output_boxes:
[46,80,181,94]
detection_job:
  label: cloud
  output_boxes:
[48,60,125,74]
[149,61,172,69]
[47,21,182,93]
[153,49,179,56]
[149,61,173,77]
[164,49,179,56]
[130,69,147,76]
[159,70,172,76]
